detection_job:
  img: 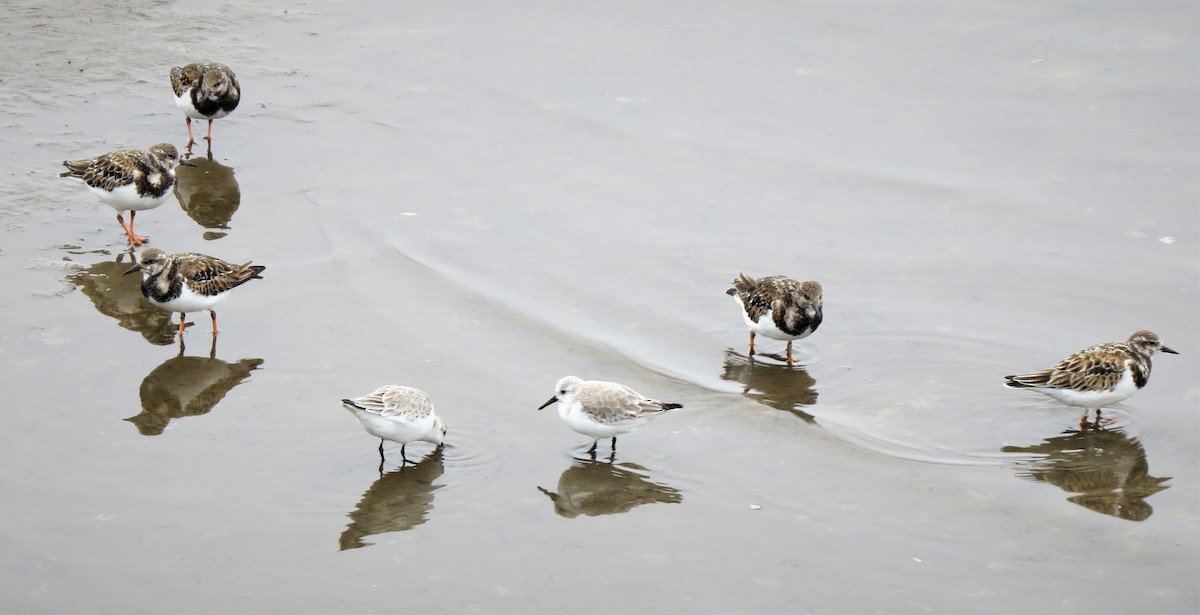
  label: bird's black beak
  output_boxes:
[123,264,142,275]
[179,158,198,167]
[537,396,558,411]
[1161,346,1179,355]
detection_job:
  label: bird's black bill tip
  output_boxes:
[537,396,558,411]
[122,264,141,275]
[1161,346,1179,355]
[179,158,198,167]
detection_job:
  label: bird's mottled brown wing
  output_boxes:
[178,253,264,296]
[170,65,197,97]
[1010,343,1130,392]
[61,149,144,191]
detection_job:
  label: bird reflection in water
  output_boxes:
[339,448,445,550]
[720,349,818,423]
[68,250,178,345]
[125,336,264,435]
[538,458,682,518]
[1001,426,1170,521]
[174,154,240,241]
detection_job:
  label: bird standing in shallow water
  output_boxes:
[341,385,447,470]
[171,62,241,148]
[726,273,823,365]
[60,143,191,246]
[538,376,682,455]
[124,248,265,339]
[1005,330,1178,429]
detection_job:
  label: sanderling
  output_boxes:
[124,248,265,338]
[538,376,682,453]
[60,143,190,246]
[726,273,823,364]
[341,385,447,467]
[1005,330,1178,428]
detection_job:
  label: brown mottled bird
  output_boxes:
[171,62,241,147]
[60,143,190,246]
[124,248,265,338]
[1005,330,1178,428]
[726,273,823,364]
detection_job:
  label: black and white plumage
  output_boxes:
[1005,330,1178,428]
[124,248,265,338]
[170,62,241,147]
[60,143,190,246]
[726,273,823,365]
[341,385,448,468]
[538,376,682,454]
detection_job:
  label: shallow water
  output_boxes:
[2,1,1197,613]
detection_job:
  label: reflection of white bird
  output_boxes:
[1005,330,1178,428]
[538,460,682,518]
[538,376,681,454]
[340,449,445,550]
[341,385,447,468]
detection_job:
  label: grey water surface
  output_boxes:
[1,1,1197,613]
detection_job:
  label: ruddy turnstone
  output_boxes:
[726,273,823,365]
[124,248,265,338]
[341,385,447,467]
[170,62,241,147]
[60,143,190,246]
[1005,330,1178,428]
[537,376,682,454]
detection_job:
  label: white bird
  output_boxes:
[342,385,447,468]
[538,376,682,454]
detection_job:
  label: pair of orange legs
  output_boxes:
[184,117,216,148]
[116,212,149,246]
[175,311,219,339]
[748,331,796,365]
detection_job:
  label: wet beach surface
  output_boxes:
[1,1,1197,612]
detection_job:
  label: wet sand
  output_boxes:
[1,1,1197,613]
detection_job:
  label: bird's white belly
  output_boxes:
[559,403,643,439]
[176,92,232,120]
[350,408,433,444]
[1038,368,1138,408]
[89,182,170,212]
[149,284,226,314]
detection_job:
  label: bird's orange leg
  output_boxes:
[748,331,756,355]
[185,117,197,147]
[205,119,215,142]
[210,310,219,334]
[177,315,187,339]
[786,341,795,365]
[117,213,148,246]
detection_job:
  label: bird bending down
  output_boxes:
[538,376,682,454]
[341,385,447,469]
[726,273,823,365]
[1004,330,1178,429]
[60,143,191,246]
[124,248,265,338]
[171,62,241,148]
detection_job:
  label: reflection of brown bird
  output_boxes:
[174,156,241,235]
[339,449,445,550]
[68,254,179,345]
[720,349,817,423]
[1002,428,1170,521]
[537,459,682,518]
[126,338,263,435]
